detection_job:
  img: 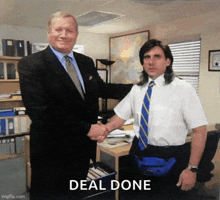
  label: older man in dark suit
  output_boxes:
[18,11,132,200]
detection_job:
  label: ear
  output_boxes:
[166,58,171,67]
[47,30,50,36]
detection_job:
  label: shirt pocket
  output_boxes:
[150,104,174,127]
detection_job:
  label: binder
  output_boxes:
[2,39,15,56]
[14,117,21,134]
[9,138,15,154]
[7,63,16,79]
[26,41,32,55]
[15,40,25,57]
[0,63,5,79]
[1,119,7,135]
[15,136,24,154]
[20,116,27,133]
[0,119,1,135]
[7,118,14,135]
[0,39,3,56]
[1,139,10,155]
[0,108,15,117]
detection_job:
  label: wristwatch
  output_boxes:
[188,165,199,173]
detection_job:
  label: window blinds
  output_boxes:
[168,40,201,92]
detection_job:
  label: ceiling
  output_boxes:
[0,0,220,35]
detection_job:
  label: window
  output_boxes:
[168,40,201,93]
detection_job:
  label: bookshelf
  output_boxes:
[0,56,29,160]
[0,56,23,108]
[0,56,22,81]
[0,114,31,161]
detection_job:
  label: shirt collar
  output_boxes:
[149,74,165,87]
[49,45,74,61]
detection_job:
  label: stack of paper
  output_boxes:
[123,118,134,125]
[107,129,129,138]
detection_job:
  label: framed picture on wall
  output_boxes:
[208,50,220,71]
[110,30,149,84]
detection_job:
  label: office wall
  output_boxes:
[0,25,110,63]
[110,9,220,125]
[126,10,220,125]
[149,10,220,125]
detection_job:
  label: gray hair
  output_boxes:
[47,11,78,31]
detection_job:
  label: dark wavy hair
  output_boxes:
[138,39,174,86]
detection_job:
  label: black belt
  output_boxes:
[130,136,191,160]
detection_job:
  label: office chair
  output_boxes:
[197,130,220,182]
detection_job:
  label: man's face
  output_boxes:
[47,16,78,54]
[143,46,171,80]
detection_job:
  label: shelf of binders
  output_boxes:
[0,113,30,160]
[0,56,22,81]
[0,132,29,160]
[0,115,31,138]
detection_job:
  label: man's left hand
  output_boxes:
[176,169,196,191]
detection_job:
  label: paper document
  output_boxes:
[123,118,134,125]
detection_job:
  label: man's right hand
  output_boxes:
[87,121,109,142]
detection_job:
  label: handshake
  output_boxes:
[87,121,110,143]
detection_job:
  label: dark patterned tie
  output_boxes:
[138,81,155,150]
[65,55,84,99]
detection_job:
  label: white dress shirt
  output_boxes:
[114,75,208,146]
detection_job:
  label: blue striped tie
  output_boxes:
[138,81,155,150]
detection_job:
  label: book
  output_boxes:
[88,170,100,179]
[90,167,106,177]
[96,166,109,175]
[87,172,96,180]
[2,39,15,56]
[98,141,130,149]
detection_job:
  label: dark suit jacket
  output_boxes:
[18,46,132,171]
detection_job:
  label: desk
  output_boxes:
[97,143,131,200]
[96,125,132,200]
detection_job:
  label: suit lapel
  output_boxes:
[73,52,92,94]
[43,47,85,100]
